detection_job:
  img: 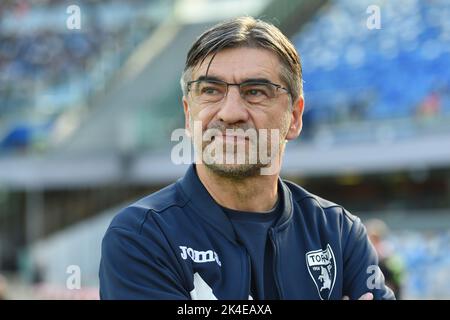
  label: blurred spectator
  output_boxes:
[365,219,405,299]
[417,91,441,119]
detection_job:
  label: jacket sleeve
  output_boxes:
[99,215,190,300]
[342,214,396,300]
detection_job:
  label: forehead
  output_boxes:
[191,47,282,82]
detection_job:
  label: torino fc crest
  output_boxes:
[306,244,336,300]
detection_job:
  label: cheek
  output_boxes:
[252,109,287,130]
[280,110,292,135]
[194,106,220,129]
[246,108,269,128]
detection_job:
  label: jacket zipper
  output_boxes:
[269,228,283,299]
[241,246,252,300]
[246,251,252,299]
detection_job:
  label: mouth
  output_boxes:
[212,134,248,143]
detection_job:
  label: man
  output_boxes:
[99,17,395,300]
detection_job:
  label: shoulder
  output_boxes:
[283,178,371,257]
[282,179,359,226]
[108,182,189,234]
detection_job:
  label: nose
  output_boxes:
[216,85,249,124]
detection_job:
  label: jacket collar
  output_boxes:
[177,164,294,243]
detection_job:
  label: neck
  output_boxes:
[196,164,279,212]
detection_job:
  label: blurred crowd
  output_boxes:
[0,0,156,152]
[0,30,105,113]
[295,0,450,134]
[365,218,450,299]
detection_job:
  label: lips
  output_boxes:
[213,134,248,143]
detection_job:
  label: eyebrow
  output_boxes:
[196,75,272,84]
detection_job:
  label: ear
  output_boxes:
[183,96,191,137]
[285,96,304,141]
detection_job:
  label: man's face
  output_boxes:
[183,47,304,178]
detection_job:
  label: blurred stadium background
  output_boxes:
[0,0,449,299]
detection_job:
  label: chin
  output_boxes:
[204,162,266,179]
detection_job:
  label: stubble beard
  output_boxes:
[190,112,290,179]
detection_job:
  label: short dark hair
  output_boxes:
[181,16,303,103]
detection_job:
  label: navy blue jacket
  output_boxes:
[99,165,395,300]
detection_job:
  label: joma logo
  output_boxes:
[179,246,221,266]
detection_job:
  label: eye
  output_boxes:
[198,81,225,96]
[201,87,219,95]
[244,85,270,98]
[247,89,263,96]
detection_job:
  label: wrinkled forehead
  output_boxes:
[190,47,284,83]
